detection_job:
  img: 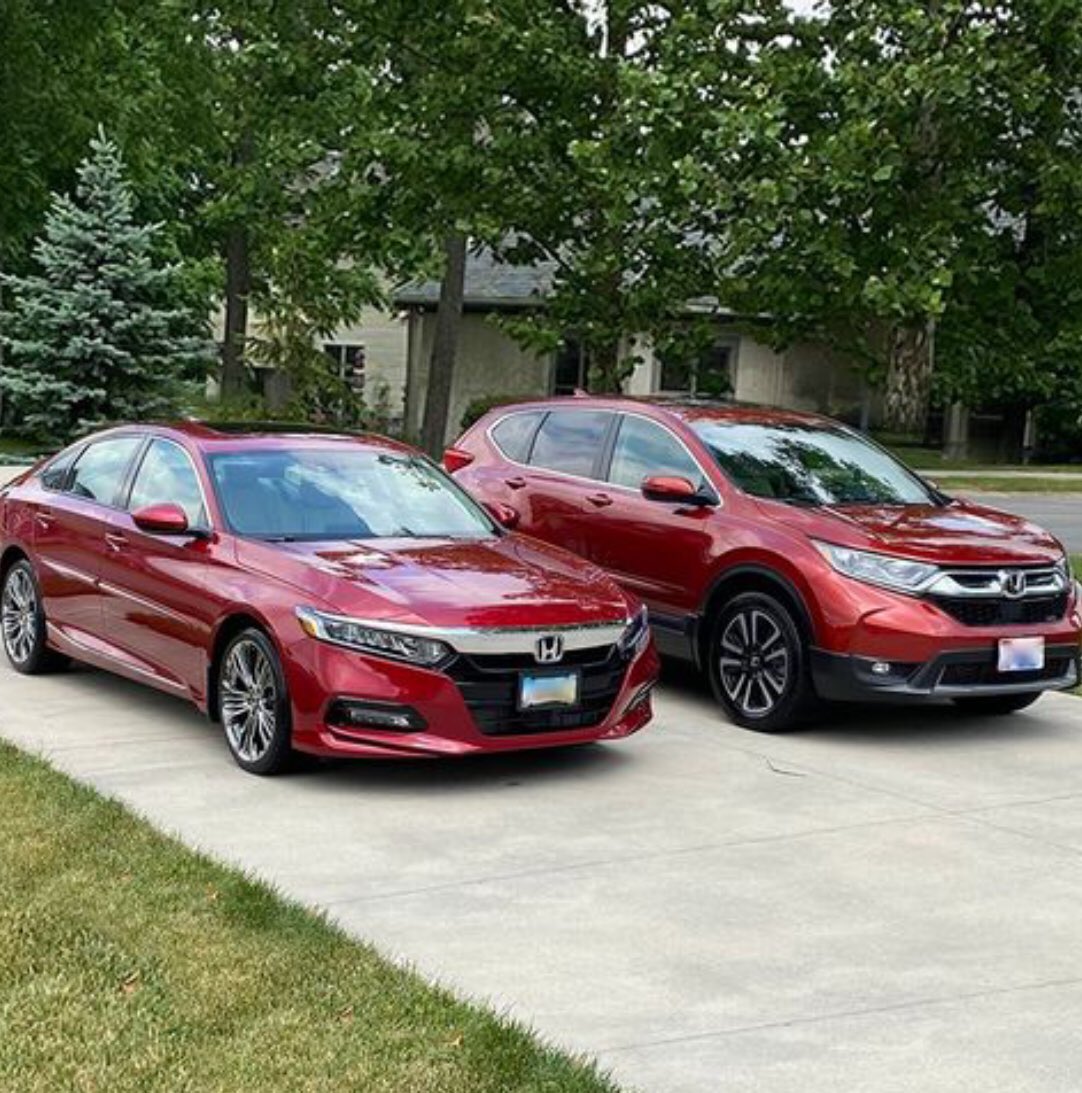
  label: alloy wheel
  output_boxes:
[2,568,38,667]
[717,607,790,718]
[220,638,279,763]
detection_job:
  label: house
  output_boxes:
[393,249,870,443]
[219,249,870,444]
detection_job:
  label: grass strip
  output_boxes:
[0,742,618,1093]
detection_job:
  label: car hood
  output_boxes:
[801,499,1064,565]
[236,533,633,629]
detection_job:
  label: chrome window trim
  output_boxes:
[296,607,632,657]
[485,406,722,506]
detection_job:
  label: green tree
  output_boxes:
[0,133,212,443]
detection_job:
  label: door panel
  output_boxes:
[508,408,615,556]
[588,415,719,615]
[97,439,216,694]
[32,435,143,646]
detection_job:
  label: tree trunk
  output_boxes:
[419,232,468,457]
[220,225,251,401]
[588,340,624,393]
[883,321,934,435]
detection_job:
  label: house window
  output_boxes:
[553,337,588,395]
[323,343,366,392]
[657,340,737,398]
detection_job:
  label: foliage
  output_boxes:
[0,132,213,444]
[460,394,533,431]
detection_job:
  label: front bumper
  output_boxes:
[811,643,1080,703]
[283,632,660,758]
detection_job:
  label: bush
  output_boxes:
[460,394,532,430]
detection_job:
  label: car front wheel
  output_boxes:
[708,591,815,732]
[217,628,294,775]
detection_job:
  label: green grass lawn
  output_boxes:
[0,742,618,1093]
[939,475,1082,494]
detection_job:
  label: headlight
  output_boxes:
[296,607,452,667]
[618,606,650,657]
[813,541,939,594]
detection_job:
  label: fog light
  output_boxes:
[871,661,892,676]
[327,700,427,733]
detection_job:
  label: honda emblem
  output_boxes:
[535,634,565,664]
[1000,570,1026,599]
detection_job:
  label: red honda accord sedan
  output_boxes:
[0,424,657,773]
[448,396,1082,731]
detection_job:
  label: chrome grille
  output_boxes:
[926,564,1069,627]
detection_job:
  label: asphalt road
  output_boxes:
[6,656,1082,1092]
[958,492,1082,553]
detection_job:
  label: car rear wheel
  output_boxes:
[1,560,69,675]
[218,628,294,775]
[708,591,814,732]
[952,692,1042,716]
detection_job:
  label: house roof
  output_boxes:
[394,248,557,311]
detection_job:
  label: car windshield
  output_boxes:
[208,447,497,541]
[690,420,936,506]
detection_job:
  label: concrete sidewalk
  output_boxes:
[4,659,1082,1091]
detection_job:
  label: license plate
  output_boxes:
[997,636,1045,672]
[519,671,580,710]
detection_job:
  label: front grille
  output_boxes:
[931,593,1068,627]
[446,644,628,736]
[939,656,1073,688]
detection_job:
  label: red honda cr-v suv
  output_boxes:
[447,397,1082,731]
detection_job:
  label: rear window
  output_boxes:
[67,436,142,506]
[529,410,612,478]
[491,411,543,462]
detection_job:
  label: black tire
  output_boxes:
[216,627,294,775]
[952,692,1042,716]
[707,590,815,732]
[1,560,70,675]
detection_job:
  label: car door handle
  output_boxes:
[105,532,128,553]
[505,476,527,490]
[586,492,614,508]
[34,509,55,530]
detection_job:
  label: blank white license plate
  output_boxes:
[519,671,580,710]
[997,636,1045,672]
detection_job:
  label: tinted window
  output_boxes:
[40,449,78,492]
[209,448,495,541]
[691,420,936,506]
[68,437,142,505]
[609,416,704,490]
[129,440,207,528]
[491,412,543,462]
[529,410,611,478]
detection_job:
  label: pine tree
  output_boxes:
[0,131,212,443]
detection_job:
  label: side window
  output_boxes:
[67,437,142,506]
[40,449,79,492]
[528,411,612,479]
[129,440,207,528]
[609,416,704,490]
[491,412,543,462]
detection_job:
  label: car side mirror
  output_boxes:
[484,501,520,529]
[132,502,192,536]
[641,475,713,506]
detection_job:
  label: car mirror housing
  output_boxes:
[641,475,713,506]
[132,502,192,536]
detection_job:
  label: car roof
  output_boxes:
[72,421,416,456]
[483,395,836,430]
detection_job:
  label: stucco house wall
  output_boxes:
[405,311,871,443]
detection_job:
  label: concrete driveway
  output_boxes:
[5,659,1082,1091]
